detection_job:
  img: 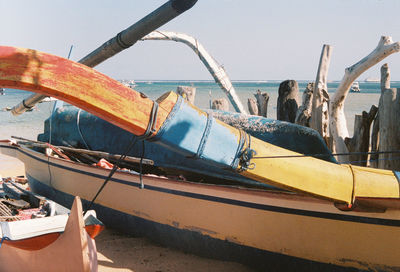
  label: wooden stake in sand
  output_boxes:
[310,44,332,139]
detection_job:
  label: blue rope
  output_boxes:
[0,237,10,248]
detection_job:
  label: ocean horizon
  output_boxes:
[1,80,398,141]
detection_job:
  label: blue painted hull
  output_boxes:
[38,103,335,188]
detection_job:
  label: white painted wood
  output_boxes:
[330,36,400,161]
[0,214,68,240]
[141,31,246,114]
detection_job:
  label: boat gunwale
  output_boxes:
[3,142,400,227]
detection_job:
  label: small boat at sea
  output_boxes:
[364,77,380,83]
[119,79,136,89]
[0,169,104,272]
[0,88,4,95]
[350,82,360,92]
[1,47,400,271]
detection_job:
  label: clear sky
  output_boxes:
[1,0,399,81]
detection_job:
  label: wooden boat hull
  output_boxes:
[1,143,400,271]
[1,46,399,206]
[0,192,98,272]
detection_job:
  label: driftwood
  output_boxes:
[330,36,400,162]
[247,98,258,115]
[378,88,400,170]
[295,83,314,127]
[310,44,332,138]
[277,80,299,123]
[344,105,378,166]
[176,86,196,104]
[370,63,390,168]
[211,98,229,111]
[254,90,269,117]
[247,90,269,117]
[141,31,246,113]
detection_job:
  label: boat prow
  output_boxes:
[0,185,102,272]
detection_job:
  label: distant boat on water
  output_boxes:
[0,88,4,95]
[119,79,136,89]
[350,82,360,92]
[364,77,380,83]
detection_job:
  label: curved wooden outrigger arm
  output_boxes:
[1,46,399,209]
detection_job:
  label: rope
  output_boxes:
[138,96,159,140]
[83,96,158,213]
[84,136,139,215]
[252,150,400,160]
[341,155,400,165]
[0,237,10,248]
[77,109,90,150]
[139,141,145,189]
[0,201,16,220]
[237,132,256,172]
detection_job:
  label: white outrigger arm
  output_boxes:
[141,31,246,114]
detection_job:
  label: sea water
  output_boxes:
[0,81,398,141]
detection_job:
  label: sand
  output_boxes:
[0,154,252,271]
[96,229,252,272]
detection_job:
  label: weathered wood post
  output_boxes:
[295,83,314,127]
[378,87,400,170]
[254,90,269,117]
[277,80,299,123]
[247,98,258,115]
[247,90,269,117]
[176,86,196,104]
[310,44,332,139]
[370,63,390,168]
[211,98,229,111]
[344,105,378,166]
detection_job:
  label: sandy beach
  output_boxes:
[0,153,252,272]
[96,228,252,272]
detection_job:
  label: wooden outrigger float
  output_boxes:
[0,46,400,271]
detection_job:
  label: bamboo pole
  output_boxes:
[10,0,198,115]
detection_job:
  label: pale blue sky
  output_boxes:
[1,0,399,80]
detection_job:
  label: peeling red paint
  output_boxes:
[0,46,177,136]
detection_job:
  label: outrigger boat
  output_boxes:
[0,46,400,271]
[0,173,103,272]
